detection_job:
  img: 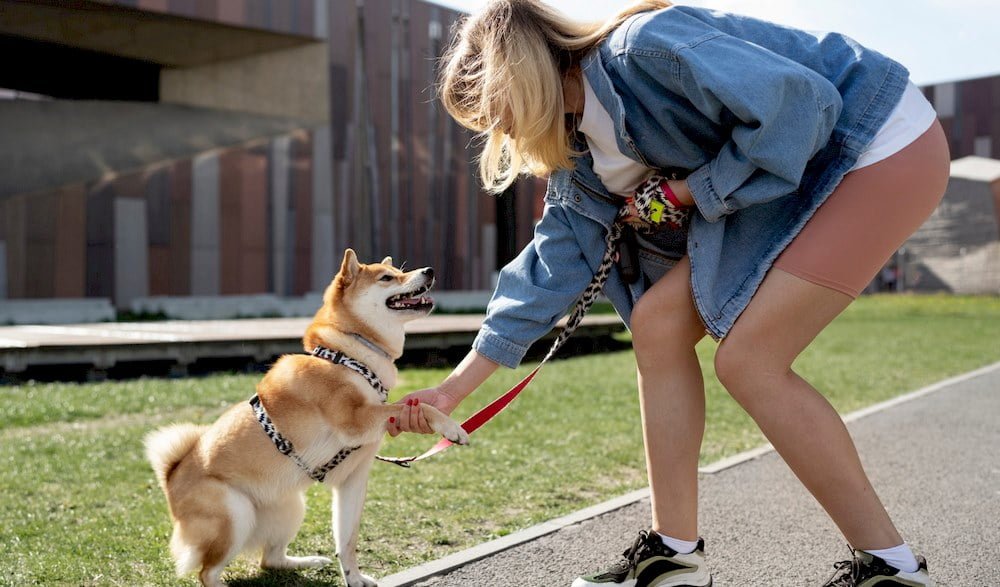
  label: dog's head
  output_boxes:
[307,250,435,354]
[329,248,435,318]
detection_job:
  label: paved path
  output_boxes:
[385,363,1000,586]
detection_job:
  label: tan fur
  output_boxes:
[145,249,468,587]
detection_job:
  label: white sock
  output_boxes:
[655,531,698,555]
[864,543,919,573]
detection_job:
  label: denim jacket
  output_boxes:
[473,6,910,368]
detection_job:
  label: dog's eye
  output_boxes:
[379,275,394,282]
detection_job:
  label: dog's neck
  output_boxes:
[307,326,401,389]
[349,332,392,361]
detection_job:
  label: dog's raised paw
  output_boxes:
[446,426,470,446]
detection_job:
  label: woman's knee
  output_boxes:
[713,336,753,394]
[631,282,704,354]
[714,331,791,403]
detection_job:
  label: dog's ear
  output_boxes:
[381,256,393,267]
[337,249,361,288]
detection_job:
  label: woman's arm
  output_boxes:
[390,190,600,435]
[389,349,499,436]
[626,30,843,222]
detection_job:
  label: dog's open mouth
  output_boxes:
[386,281,434,311]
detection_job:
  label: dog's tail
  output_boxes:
[144,423,206,491]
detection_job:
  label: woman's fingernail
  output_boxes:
[413,398,419,405]
[389,417,395,424]
[407,399,414,406]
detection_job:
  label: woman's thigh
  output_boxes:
[631,256,706,351]
[722,120,951,371]
[772,120,951,298]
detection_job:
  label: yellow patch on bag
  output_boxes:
[648,199,665,224]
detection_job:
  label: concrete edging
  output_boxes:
[379,360,1000,587]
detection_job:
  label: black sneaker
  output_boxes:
[571,529,712,586]
[822,547,933,586]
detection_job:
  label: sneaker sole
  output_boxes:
[571,575,712,587]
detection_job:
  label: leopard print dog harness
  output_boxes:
[248,347,388,483]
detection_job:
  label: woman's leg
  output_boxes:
[713,269,902,549]
[712,121,950,550]
[631,256,708,540]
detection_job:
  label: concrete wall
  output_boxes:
[901,171,1000,294]
[160,43,330,123]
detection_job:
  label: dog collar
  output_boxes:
[249,395,360,483]
[311,346,390,403]
[349,333,393,361]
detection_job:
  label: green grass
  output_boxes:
[1,294,998,586]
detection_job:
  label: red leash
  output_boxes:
[376,365,541,467]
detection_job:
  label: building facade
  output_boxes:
[0,1,996,309]
[0,0,541,310]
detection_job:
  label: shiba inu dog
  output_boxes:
[145,249,469,587]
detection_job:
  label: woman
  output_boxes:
[390,1,948,585]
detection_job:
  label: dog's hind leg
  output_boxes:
[171,483,255,587]
[331,457,378,587]
[259,492,333,569]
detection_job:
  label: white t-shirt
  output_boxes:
[577,76,938,197]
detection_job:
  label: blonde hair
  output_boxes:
[440,0,670,193]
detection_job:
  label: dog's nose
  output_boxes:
[422,267,434,279]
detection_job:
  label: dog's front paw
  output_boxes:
[444,423,470,446]
[345,570,378,587]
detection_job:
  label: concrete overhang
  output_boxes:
[0,0,316,67]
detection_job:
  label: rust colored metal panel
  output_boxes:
[143,166,172,296]
[363,0,393,257]
[991,115,1000,158]
[24,192,57,298]
[3,196,27,298]
[407,2,433,263]
[244,0,268,30]
[329,0,357,259]
[54,185,87,298]
[86,181,116,299]
[137,0,169,12]
[959,114,978,158]
[148,246,171,296]
[272,1,293,36]
[453,126,470,283]
[218,149,243,295]
[167,0,197,18]
[298,0,316,38]
[395,0,414,261]
[291,132,314,295]
[196,0,218,21]
[145,166,171,247]
[240,145,270,294]
[938,117,956,155]
[170,159,193,295]
[961,79,992,136]
[217,0,246,26]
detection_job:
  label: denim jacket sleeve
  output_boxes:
[628,34,843,222]
[472,201,595,369]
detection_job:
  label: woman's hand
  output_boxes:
[387,387,462,437]
[386,350,499,438]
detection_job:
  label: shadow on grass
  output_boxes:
[226,568,341,587]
